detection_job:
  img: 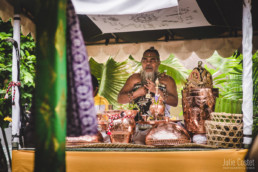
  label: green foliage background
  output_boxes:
[0,18,36,128]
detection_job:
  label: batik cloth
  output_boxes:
[66,0,97,136]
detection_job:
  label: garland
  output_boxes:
[106,113,121,135]
[4,81,21,105]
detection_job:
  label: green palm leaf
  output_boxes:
[207,52,241,73]
[89,57,140,108]
[89,58,104,79]
[207,53,243,100]
[159,54,188,86]
[253,54,258,111]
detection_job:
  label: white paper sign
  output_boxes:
[87,0,210,33]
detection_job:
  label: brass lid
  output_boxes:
[185,61,213,89]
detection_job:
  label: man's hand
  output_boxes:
[134,86,148,97]
[144,79,156,93]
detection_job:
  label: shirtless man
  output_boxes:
[117,47,178,119]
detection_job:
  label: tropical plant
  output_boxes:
[207,51,258,135]
[158,54,189,87]
[0,18,36,119]
[89,56,140,109]
[89,54,188,109]
[206,52,243,100]
[252,52,258,136]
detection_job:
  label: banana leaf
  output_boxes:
[215,97,242,114]
[207,54,243,100]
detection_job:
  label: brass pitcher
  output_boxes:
[122,110,138,134]
[149,97,165,120]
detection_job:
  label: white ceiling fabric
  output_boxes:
[72,0,178,15]
[86,36,258,63]
[87,0,210,33]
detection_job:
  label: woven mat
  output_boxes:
[66,143,218,149]
[153,143,218,148]
[66,143,154,148]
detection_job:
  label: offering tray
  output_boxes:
[145,122,191,146]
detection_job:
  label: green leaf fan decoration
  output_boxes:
[158,54,188,86]
[89,57,140,108]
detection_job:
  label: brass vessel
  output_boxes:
[149,98,165,120]
[182,61,219,134]
[182,88,218,134]
[104,110,138,143]
[121,110,138,133]
[97,113,108,131]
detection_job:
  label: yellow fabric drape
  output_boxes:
[13,149,248,172]
[94,94,109,111]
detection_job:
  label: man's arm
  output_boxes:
[117,74,147,104]
[159,75,178,107]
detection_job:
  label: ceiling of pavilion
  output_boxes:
[3,0,258,45]
[1,0,258,61]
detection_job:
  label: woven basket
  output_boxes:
[211,112,243,123]
[205,120,243,148]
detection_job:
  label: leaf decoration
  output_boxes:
[158,54,188,86]
[90,57,140,108]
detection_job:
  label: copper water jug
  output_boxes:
[149,98,165,120]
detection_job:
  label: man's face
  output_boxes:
[141,52,160,73]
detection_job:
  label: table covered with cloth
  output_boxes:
[12,149,248,172]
